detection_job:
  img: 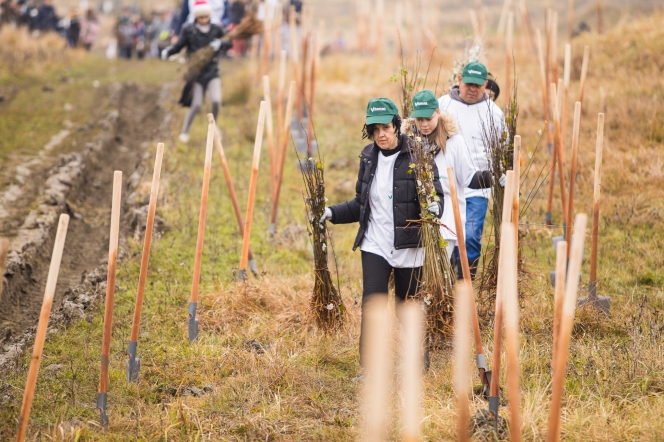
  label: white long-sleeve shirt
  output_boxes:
[438,93,506,199]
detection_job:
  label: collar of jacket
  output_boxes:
[449,86,489,105]
[359,133,412,161]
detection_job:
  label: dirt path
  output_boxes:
[0,82,171,370]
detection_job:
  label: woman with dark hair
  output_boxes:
[320,97,444,370]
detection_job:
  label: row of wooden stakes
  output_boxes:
[11,90,299,437]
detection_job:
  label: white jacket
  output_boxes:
[438,92,506,199]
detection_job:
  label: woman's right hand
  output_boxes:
[319,208,332,225]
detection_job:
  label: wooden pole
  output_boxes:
[401,303,423,442]
[276,49,287,163]
[288,5,301,121]
[546,214,588,442]
[127,143,164,382]
[454,280,472,442]
[97,171,122,426]
[306,32,318,157]
[261,15,272,78]
[270,81,296,237]
[502,224,521,442]
[263,75,276,197]
[518,0,534,53]
[577,46,590,107]
[187,117,215,343]
[505,12,514,106]
[545,10,551,105]
[214,125,257,274]
[589,114,604,292]
[299,31,309,126]
[0,237,8,300]
[448,166,489,387]
[561,44,571,168]
[551,82,568,227]
[274,4,283,66]
[512,135,521,249]
[15,214,69,442]
[565,103,582,257]
[537,30,555,225]
[239,101,267,280]
[567,0,574,41]
[552,240,567,374]
[551,12,559,85]
[497,0,511,38]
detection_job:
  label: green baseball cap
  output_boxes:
[410,90,439,118]
[461,61,488,85]
[366,98,399,125]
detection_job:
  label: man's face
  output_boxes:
[458,75,486,104]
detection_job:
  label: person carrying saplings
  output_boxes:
[319,98,444,375]
[438,61,507,279]
[161,0,231,143]
[404,90,504,279]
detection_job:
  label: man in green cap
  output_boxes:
[438,61,506,279]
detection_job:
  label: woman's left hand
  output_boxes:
[427,201,440,217]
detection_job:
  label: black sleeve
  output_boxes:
[166,26,188,56]
[431,161,445,215]
[468,170,492,189]
[328,159,364,224]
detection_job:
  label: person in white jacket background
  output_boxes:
[438,62,506,279]
[405,89,496,279]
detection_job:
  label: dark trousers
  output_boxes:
[359,251,421,367]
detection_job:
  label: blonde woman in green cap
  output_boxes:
[404,89,498,278]
[319,97,445,370]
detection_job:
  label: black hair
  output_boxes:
[362,114,402,140]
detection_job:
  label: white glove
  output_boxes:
[319,208,333,225]
[499,173,507,187]
[209,39,222,51]
[160,47,170,60]
[427,201,440,217]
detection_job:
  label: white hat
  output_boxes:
[193,0,212,18]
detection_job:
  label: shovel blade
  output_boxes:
[97,392,109,427]
[188,302,199,343]
[578,295,610,314]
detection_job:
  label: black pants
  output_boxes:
[359,251,421,367]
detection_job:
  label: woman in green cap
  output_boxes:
[404,89,499,277]
[319,97,444,369]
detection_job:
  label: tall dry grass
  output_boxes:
[0,26,78,77]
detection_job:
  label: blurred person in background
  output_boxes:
[0,0,20,27]
[80,8,99,51]
[133,13,146,59]
[227,0,245,57]
[35,0,58,32]
[66,8,81,47]
[115,7,136,58]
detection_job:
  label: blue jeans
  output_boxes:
[465,196,489,263]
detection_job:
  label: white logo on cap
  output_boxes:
[415,102,429,106]
[468,69,483,75]
[370,107,386,112]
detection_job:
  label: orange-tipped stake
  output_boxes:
[299,32,309,126]
[276,50,287,158]
[552,240,567,374]
[15,215,69,442]
[512,135,521,249]
[564,103,581,258]
[488,172,515,426]
[270,81,296,237]
[578,114,609,313]
[127,144,164,383]
[546,214,588,442]
[454,281,473,442]
[551,12,559,85]
[448,166,489,390]
[550,82,568,229]
[561,44,571,163]
[0,237,9,300]
[401,303,423,442]
[214,124,258,275]
[187,117,215,343]
[288,5,301,120]
[502,225,521,442]
[537,29,555,225]
[577,46,590,107]
[361,295,391,442]
[263,76,276,196]
[97,171,122,427]
[239,101,267,281]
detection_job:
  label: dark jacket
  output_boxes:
[329,134,445,251]
[165,22,225,86]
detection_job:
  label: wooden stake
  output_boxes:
[505,12,514,106]
[361,295,391,442]
[270,81,296,237]
[263,75,276,196]
[567,0,574,41]
[214,123,257,273]
[299,31,309,125]
[589,114,604,289]
[577,46,590,107]
[277,49,287,160]
[551,82,568,227]
[512,135,521,249]
[97,171,122,426]
[15,214,69,442]
[401,302,423,442]
[288,5,301,121]
[546,213,588,442]
[127,144,164,382]
[545,10,551,102]
[565,103,581,257]
[187,117,215,342]
[552,240,567,374]
[448,166,489,387]
[502,224,521,442]
[454,280,472,442]
[561,44,571,164]
[551,12,559,85]
[497,0,511,38]
[518,0,534,53]
[0,237,8,300]
[261,15,272,77]
[239,102,267,280]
